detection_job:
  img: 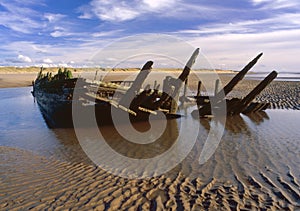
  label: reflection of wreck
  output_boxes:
[191,53,278,117]
[32,49,199,128]
[32,49,277,128]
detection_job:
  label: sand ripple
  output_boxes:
[1,146,299,210]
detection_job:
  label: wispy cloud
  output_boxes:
[78,0,206,22]
[92,30,124,37]
[44,13,66,23]
[0,1,43,33]
[178,13,300,35]
[251,0,300,9]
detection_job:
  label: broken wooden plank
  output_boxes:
[84,92,137,116]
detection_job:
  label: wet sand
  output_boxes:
[1,71,300,210]
[0,73,37,88]
[1,143,299,210]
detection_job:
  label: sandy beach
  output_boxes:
[0,70,300,210]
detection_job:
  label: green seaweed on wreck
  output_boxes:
[35,67,76,93]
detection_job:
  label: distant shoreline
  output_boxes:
[1,67,298,88]
[0,66,236,74]
[0,67,235,88]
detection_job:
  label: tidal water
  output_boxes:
[0,87,300,185]
[245,72,300,81]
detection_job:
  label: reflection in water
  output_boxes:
[99,119,179,159]
[198,111,270,134]
[245,111,269,125]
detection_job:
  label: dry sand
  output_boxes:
[1,70,300,210]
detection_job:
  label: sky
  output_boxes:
[0,0,300,72]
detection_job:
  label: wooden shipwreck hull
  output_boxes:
[32,50,278,127]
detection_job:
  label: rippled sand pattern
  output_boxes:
[1,146,299,210]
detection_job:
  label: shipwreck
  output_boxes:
[32,49,277,128]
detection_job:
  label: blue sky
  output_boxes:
[0,0,299,72]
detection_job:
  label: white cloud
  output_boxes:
[44,13,65,23]
[178,13,300,35]
[81,0,183,22]
[42,58,53,64]
[251,0,300,9]
[18,54,32,63]
[142,0,176,10]
[50,30,73,38]
[90,1,139,21]
[92,30,123,37]
[251,0,272,5]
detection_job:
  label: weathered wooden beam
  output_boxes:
[214,79,220,96]
[178,48,200,82]
[216,53,263,99]
[168,48,200,113]
[183,78,188,97]
[119,61,153,107]
[153,80,157,90]
[228,71,277,115]
[196,81,202,97]
[179,78,191,104]
[152,48,200,113]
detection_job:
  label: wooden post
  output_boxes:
[183,78,188,97]
[196,81,202,97]
[214,79,219,96]
[94,70,98,81]
[154,80,157,90]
